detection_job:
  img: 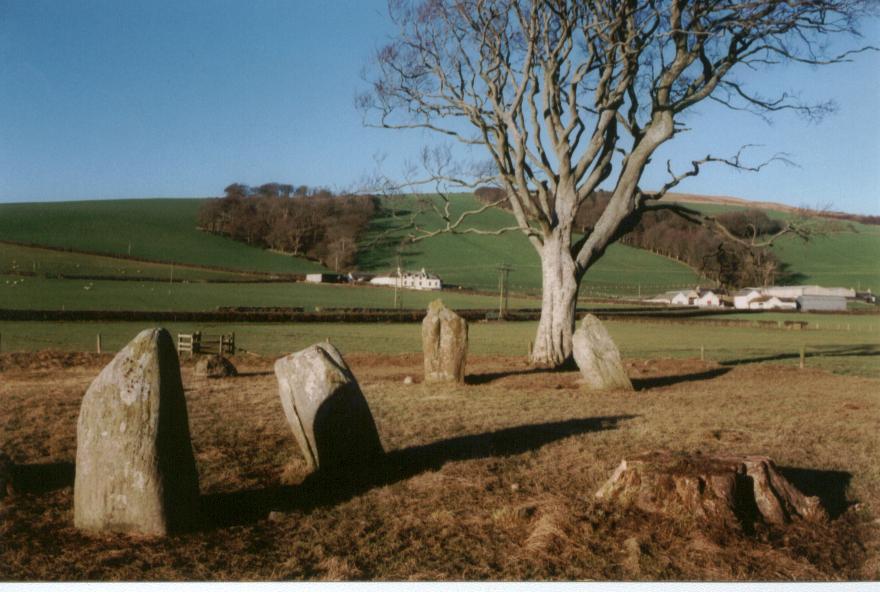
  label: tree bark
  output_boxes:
[530,231,580,367]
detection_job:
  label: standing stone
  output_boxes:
[572,314,633,391]
[194,354,237,379]
[422,300,468,383]
[74,328,200,536]
[274,342,384,472]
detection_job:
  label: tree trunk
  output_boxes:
[530,232,580,368]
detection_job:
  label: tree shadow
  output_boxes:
[721,344,879,367]
[632,367,732,390]
[200,414,636,529]
[778,466,854,519]
[13,461,75,494]
[464,366,572,385]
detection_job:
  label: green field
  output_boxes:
[0,199,327,274]
[671,199,880,292]
[2,315,876,376]
[0,275,539,311]
[0,243,254,281]
[358,194,702,296]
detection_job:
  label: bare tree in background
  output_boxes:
[360,0,874,368]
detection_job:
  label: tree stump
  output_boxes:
[595,451,827,529]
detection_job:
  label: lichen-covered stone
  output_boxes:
[595,451,827,528]
[422,300,468,383]
[74,328,200,536]
[194,354,237,379]
[572,314,633,391]
[274,342,384,472]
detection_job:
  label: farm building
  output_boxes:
[646,289,698,306]
[733,288,764,310]
[763,285,855,299]
[694,289,722,308]
[797,294,847,312]
[747,295,798,311]
[370,268,442,291]
[305,273,347,284]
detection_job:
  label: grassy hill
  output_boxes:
[0,199,328,274]
[358,194,702,297]
[1,194,876,301]
[666,197,880,292]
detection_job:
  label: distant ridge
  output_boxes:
[661,192,799,213]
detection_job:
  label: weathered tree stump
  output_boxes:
[595,452,827,529]
[422,300,468,384]
[194,354,237,379]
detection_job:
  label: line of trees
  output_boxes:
[198,183,377,270]
[477,187,787,289]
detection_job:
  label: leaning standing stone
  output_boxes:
[572,314,633,391]
[422,300,468,383]
[274,342,384,472]
[74,328,200,536]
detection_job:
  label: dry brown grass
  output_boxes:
[1,351,878,581]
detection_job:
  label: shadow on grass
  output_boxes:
[13,461,75,494]
[201,414,636,529]
[778,466,854,519]
[720,344,879,367]
[465,359,580,385]
[632,367,732,390]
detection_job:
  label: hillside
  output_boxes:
[358,194,701,297]
[1,194,876,297]
[0,199,328,274]
[662,195,880,292]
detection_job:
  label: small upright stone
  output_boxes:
[422,300,468,383]
[74,328,200,536]
[572,314,633,391]
[194,354,237,379]
[274,342,384,472]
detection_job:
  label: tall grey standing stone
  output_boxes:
[422,300,468,383]
[274,342,384,472]
[572,314,633,391]
[74,328,200,536]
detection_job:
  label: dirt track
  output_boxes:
[1,352,878,580]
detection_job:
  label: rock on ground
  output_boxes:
[572,314,633,391]
[74,328,201,536]
[596,451,827,529]
[274,342,384,472]
[194,354,237,379]
[422,300,468,383]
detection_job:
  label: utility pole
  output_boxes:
[496,264,513,319]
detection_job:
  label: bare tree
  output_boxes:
[361,0,874,367]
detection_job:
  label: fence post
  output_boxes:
[96,333,102,354]
[799,345,805,370]
[700,345,705,362]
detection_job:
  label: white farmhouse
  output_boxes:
[369,268,442,291]
[733,288,764,310]
[694,289,721,308]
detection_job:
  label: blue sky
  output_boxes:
[1,1,878,214]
